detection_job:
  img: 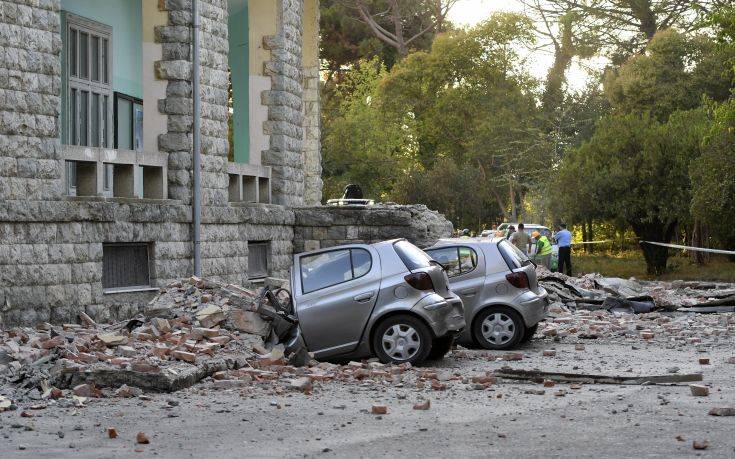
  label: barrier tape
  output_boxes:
[640,241,735,256]
[570,240,613,245]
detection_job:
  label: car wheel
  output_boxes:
[472,307,525,350]
[373,315,432,365]
[521,323,539,343]
[427,335,454,360]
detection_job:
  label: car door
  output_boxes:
[425,245,484,310]
[291,245,381,357]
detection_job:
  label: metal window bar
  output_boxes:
[102,243,151,289]
[248,242,269,279]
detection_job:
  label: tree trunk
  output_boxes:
[509,180,518,222]
[581,221,589,253]
[630,219,677,275]
[690,219,709,265]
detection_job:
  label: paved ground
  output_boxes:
[1,330,734,458]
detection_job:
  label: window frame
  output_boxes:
[248,241,270,280]
[65,13,113,149]
[101,242,152,291]
[113,92,144,151]
[426,246,478,278]
[300,248,373,294]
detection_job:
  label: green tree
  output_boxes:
[321,59,416,201]
[379,14,546,224]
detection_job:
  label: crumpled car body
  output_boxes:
[288,239,465,365]
[426,238,549,350]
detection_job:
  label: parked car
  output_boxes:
[288,239,466,365]
[425,238,548,350]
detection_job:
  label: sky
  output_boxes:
[447,0,596,91]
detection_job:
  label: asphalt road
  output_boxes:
[1,334,734,458]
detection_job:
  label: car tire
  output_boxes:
[520,323,539,343]
[427,335,454,360]
[372,315,433,365]
[472,306,525,350]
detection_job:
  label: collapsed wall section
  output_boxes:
[293,204,454,252]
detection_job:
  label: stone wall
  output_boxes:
[0,0,64,201]
[0,200,294,327]
[293,204,454,253]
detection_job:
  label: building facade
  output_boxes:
[0,0,451,326]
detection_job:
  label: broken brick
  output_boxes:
[136,432,150,444]
[698,357,710,365]
[689,384,709,397]
[692,440,709,450]
[708,407,735,416]
[413,399,431,410]
[107,427,118,439]
[542,349,556,357]
[172,350,196,364]
[371,405,388,415]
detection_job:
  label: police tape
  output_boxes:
[640,241,735,256]
[570,240,613,245]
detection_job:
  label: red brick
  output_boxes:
[371,404,388,415]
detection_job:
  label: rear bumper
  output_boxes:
[412,292,466,337]
[516,286,549,327]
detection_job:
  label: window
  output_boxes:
[102,243,151,290]
[393,240,432,271]
[66,161,77,196]
[300,248,372,294]
[65,14,112,148]
[498,240,530,270]
[114,93,143,151]
[248,241,269,279]
[426,246,478,278]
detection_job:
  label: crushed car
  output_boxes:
[425,238,548,350]
[282,239,466,365]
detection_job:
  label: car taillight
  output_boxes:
[404,272,435,291]
[505,271,530,289]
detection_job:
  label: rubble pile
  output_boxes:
[538,302,735,345]
[0,277,302,407]
[538,268,735,313]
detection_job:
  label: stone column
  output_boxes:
[156,0,230,207]
[0,0,64,202]
[262,0,305,207]
[301,0,322,205]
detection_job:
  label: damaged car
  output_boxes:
[425,238,548,350]
[278,239,465,365]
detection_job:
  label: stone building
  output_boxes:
[0,0,451,326]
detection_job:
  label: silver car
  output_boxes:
[425,238,548,350]
[289,239,466,365]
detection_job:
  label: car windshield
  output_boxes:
[498,239,530,269]
[393,240,432,271]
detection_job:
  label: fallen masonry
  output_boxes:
[0,277,309,405]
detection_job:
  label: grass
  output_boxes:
[570,250,735,282]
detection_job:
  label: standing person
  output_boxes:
[460,228,471,239]
[509,223,532,255]
[532,230,552,268]
[555,223,573,275]
[506,225,516,240]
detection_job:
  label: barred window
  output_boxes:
[248,241,270,279]
[102,243,151,290]
[65,14,112,148]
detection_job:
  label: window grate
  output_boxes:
[248,241,269,279]
[102,243,151,290]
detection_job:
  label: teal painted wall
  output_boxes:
[61,0,143,99]
[228,0,249,164]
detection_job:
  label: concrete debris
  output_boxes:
[0,277,311,405]
[538,267,735,313]
[689,384,709,396]
[708,407,735,416]
[494,367,703,385]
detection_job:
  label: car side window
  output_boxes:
[426,247,461,277]
[300,248,372,294]
[427,246,477,278]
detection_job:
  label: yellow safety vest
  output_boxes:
[537,236,552,256]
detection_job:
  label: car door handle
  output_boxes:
[353,292,375,303]
[460,288,477,296]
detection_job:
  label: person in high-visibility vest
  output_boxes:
[532,231,552,268]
